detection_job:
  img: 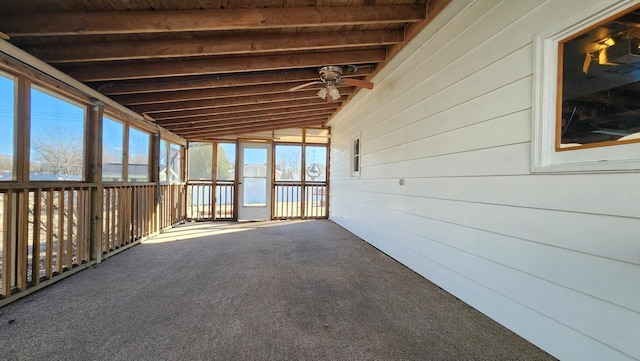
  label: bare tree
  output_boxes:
[32,127,83,178]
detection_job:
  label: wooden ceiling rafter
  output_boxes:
[24,30,404,64]
[96,67,374,95]
[191,120,327,140]
[63,49,387,82]
[0,5,425,36]
[156,105,340,126]
[112,82,354,106]
[149,99,343,121]
[178,117,329,138]
[132,89,354,114]
[162,111,337,132]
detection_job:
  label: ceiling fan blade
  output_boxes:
[342,78,374,90]
[289,81,322,91]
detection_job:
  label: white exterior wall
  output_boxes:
[328,1,640,360]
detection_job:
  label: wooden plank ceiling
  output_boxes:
[0,0,447,141]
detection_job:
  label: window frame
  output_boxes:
[29,83,88,181]
[304,144,327,183]
[350,135,361,177]
[127,125,150,182]
[159,138,169,183]
[216,142,236,182]
[168,142,182,183]
[533,0,640,173]
[101,115,125,182]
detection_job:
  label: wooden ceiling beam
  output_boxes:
[97,67,373,95]
[175,117,328,137]
[185,120,328,139]
[186,119,327,140]
[150,99,341,120]
[162,111,336,132]
[64,49,386,81]
[113,82,352,106]
[156,105,339,126]
[1,5,425,36]
[28,30,404,64]
[133,88,353,114]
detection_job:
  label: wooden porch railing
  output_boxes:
[159,183,186,230]
[1,184,94,300]
[186,181,235,221]
[273,183,327,219]
[1,182,186,305]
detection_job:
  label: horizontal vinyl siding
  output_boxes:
[329,1,640,361]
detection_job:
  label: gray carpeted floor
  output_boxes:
[0,220,555,361]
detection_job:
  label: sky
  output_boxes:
[243,147,266,166]
[219,143,236,165]
[103,116,123,160]
[0,74,15,156]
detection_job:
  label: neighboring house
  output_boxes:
[103,163,149,182]
[329,1,640,361]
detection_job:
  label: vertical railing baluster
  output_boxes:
[32,189,41,284]
[66,189,73,268]
[1,192,13,297]
[45,190,53,279]
[56,189,64,274]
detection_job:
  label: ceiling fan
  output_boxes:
[289,65,374,101]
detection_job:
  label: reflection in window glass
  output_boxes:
[102,117,124,181]
[217,143,236,181]
[169,143,181,183]
[188,142,212,180]
[305,146,327,182]
[30,87,85,181]
[128,127,149,182]
[275,145,301,181]
[243,177,266,206]
[159,139,168,183]
[560,7,640,148]
[243,147,267,207]
[0,73,14,180]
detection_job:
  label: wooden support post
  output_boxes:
[212,142,218,219]
[123,126,129,182]
[150,132,160,234]
[233,141,239,220]
[13,76,30,291]
[180,144,187,221]
[87,105,103,263]
[325,129,331,218]
[301,142,306,218]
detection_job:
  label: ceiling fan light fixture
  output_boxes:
[328,84,340,100]
[317,87,328,99]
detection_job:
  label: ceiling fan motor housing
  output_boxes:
[319,66,343,84]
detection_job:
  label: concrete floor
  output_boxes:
[0,220,555,361]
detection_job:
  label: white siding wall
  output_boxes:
[328,1,640,360]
